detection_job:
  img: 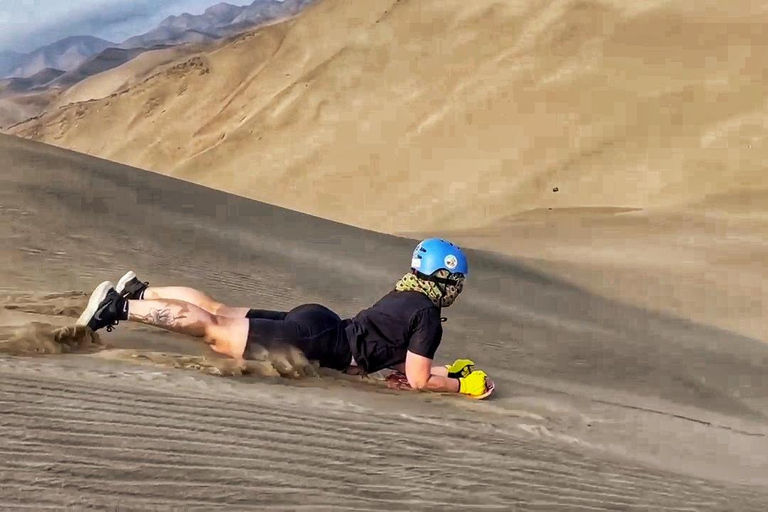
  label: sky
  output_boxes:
[0,0,257,53]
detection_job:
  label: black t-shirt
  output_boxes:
[343,290,443,373]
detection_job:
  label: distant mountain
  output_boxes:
[121,27,220,49]
[5,36,115,79]
[121,2,238,48]
[204,2,244,21]
[0,51,23,77]
[0,68,65,94]
[50,46,168,89]
[0,0,316,127]
[28,67,66,86]
[3,2,315,79]
[164,29,220,46]
[234,0,314,25]
[121,1,314,49]
[162,2,243,31]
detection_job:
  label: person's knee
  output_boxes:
[206,300,226,316]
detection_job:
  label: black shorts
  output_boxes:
[245,304,352,371]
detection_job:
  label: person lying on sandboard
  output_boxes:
[75,238,492,398]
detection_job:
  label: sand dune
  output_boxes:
[0,46,194,129]
[55,45,201,106]
[7,0,766,340]
[0,91,54,129]
[2,134,768,508]
[0,100,31,129]
[2,0,768,507]
[7,0,768,235]
[49,47,172,90]
[408,204,768,341]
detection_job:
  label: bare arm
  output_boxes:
[391,361,449,377]
[404,351,460,393]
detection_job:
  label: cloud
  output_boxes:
[0,0,253,52]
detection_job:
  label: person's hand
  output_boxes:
[385,372,412,390]
[459,370,489,397]
[445,358,475,378]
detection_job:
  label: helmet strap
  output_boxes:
[412,269,455,287]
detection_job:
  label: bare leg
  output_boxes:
[128,299,249,359]
[143,287,251,318]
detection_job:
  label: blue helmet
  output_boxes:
[410,238,469,276]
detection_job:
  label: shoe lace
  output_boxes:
[106,319,120,333]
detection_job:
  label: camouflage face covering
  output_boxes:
[439,272,465,308]
[395,270,465,308]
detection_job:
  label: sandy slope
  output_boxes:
[2,134,768,508]
[405,205,768,341]
[0,47,194,129]
[55,46,198,107]
[7,0,768,235]
[4,355,766,511]
[0,88,59,130]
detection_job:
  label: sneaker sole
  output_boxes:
[76,281,114,327]
[115,271,137,295]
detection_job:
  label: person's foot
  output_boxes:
[76,281,128,332]
[116,271,149,300]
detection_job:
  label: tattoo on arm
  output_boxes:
[138,307,187,328]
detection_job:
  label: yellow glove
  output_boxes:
[459,370,489,397]
[445,358,475,379]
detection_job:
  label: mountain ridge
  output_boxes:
[5,36,115,79]
[120,0,312,49]
[2,1,314,78]
[0,68,64,94]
